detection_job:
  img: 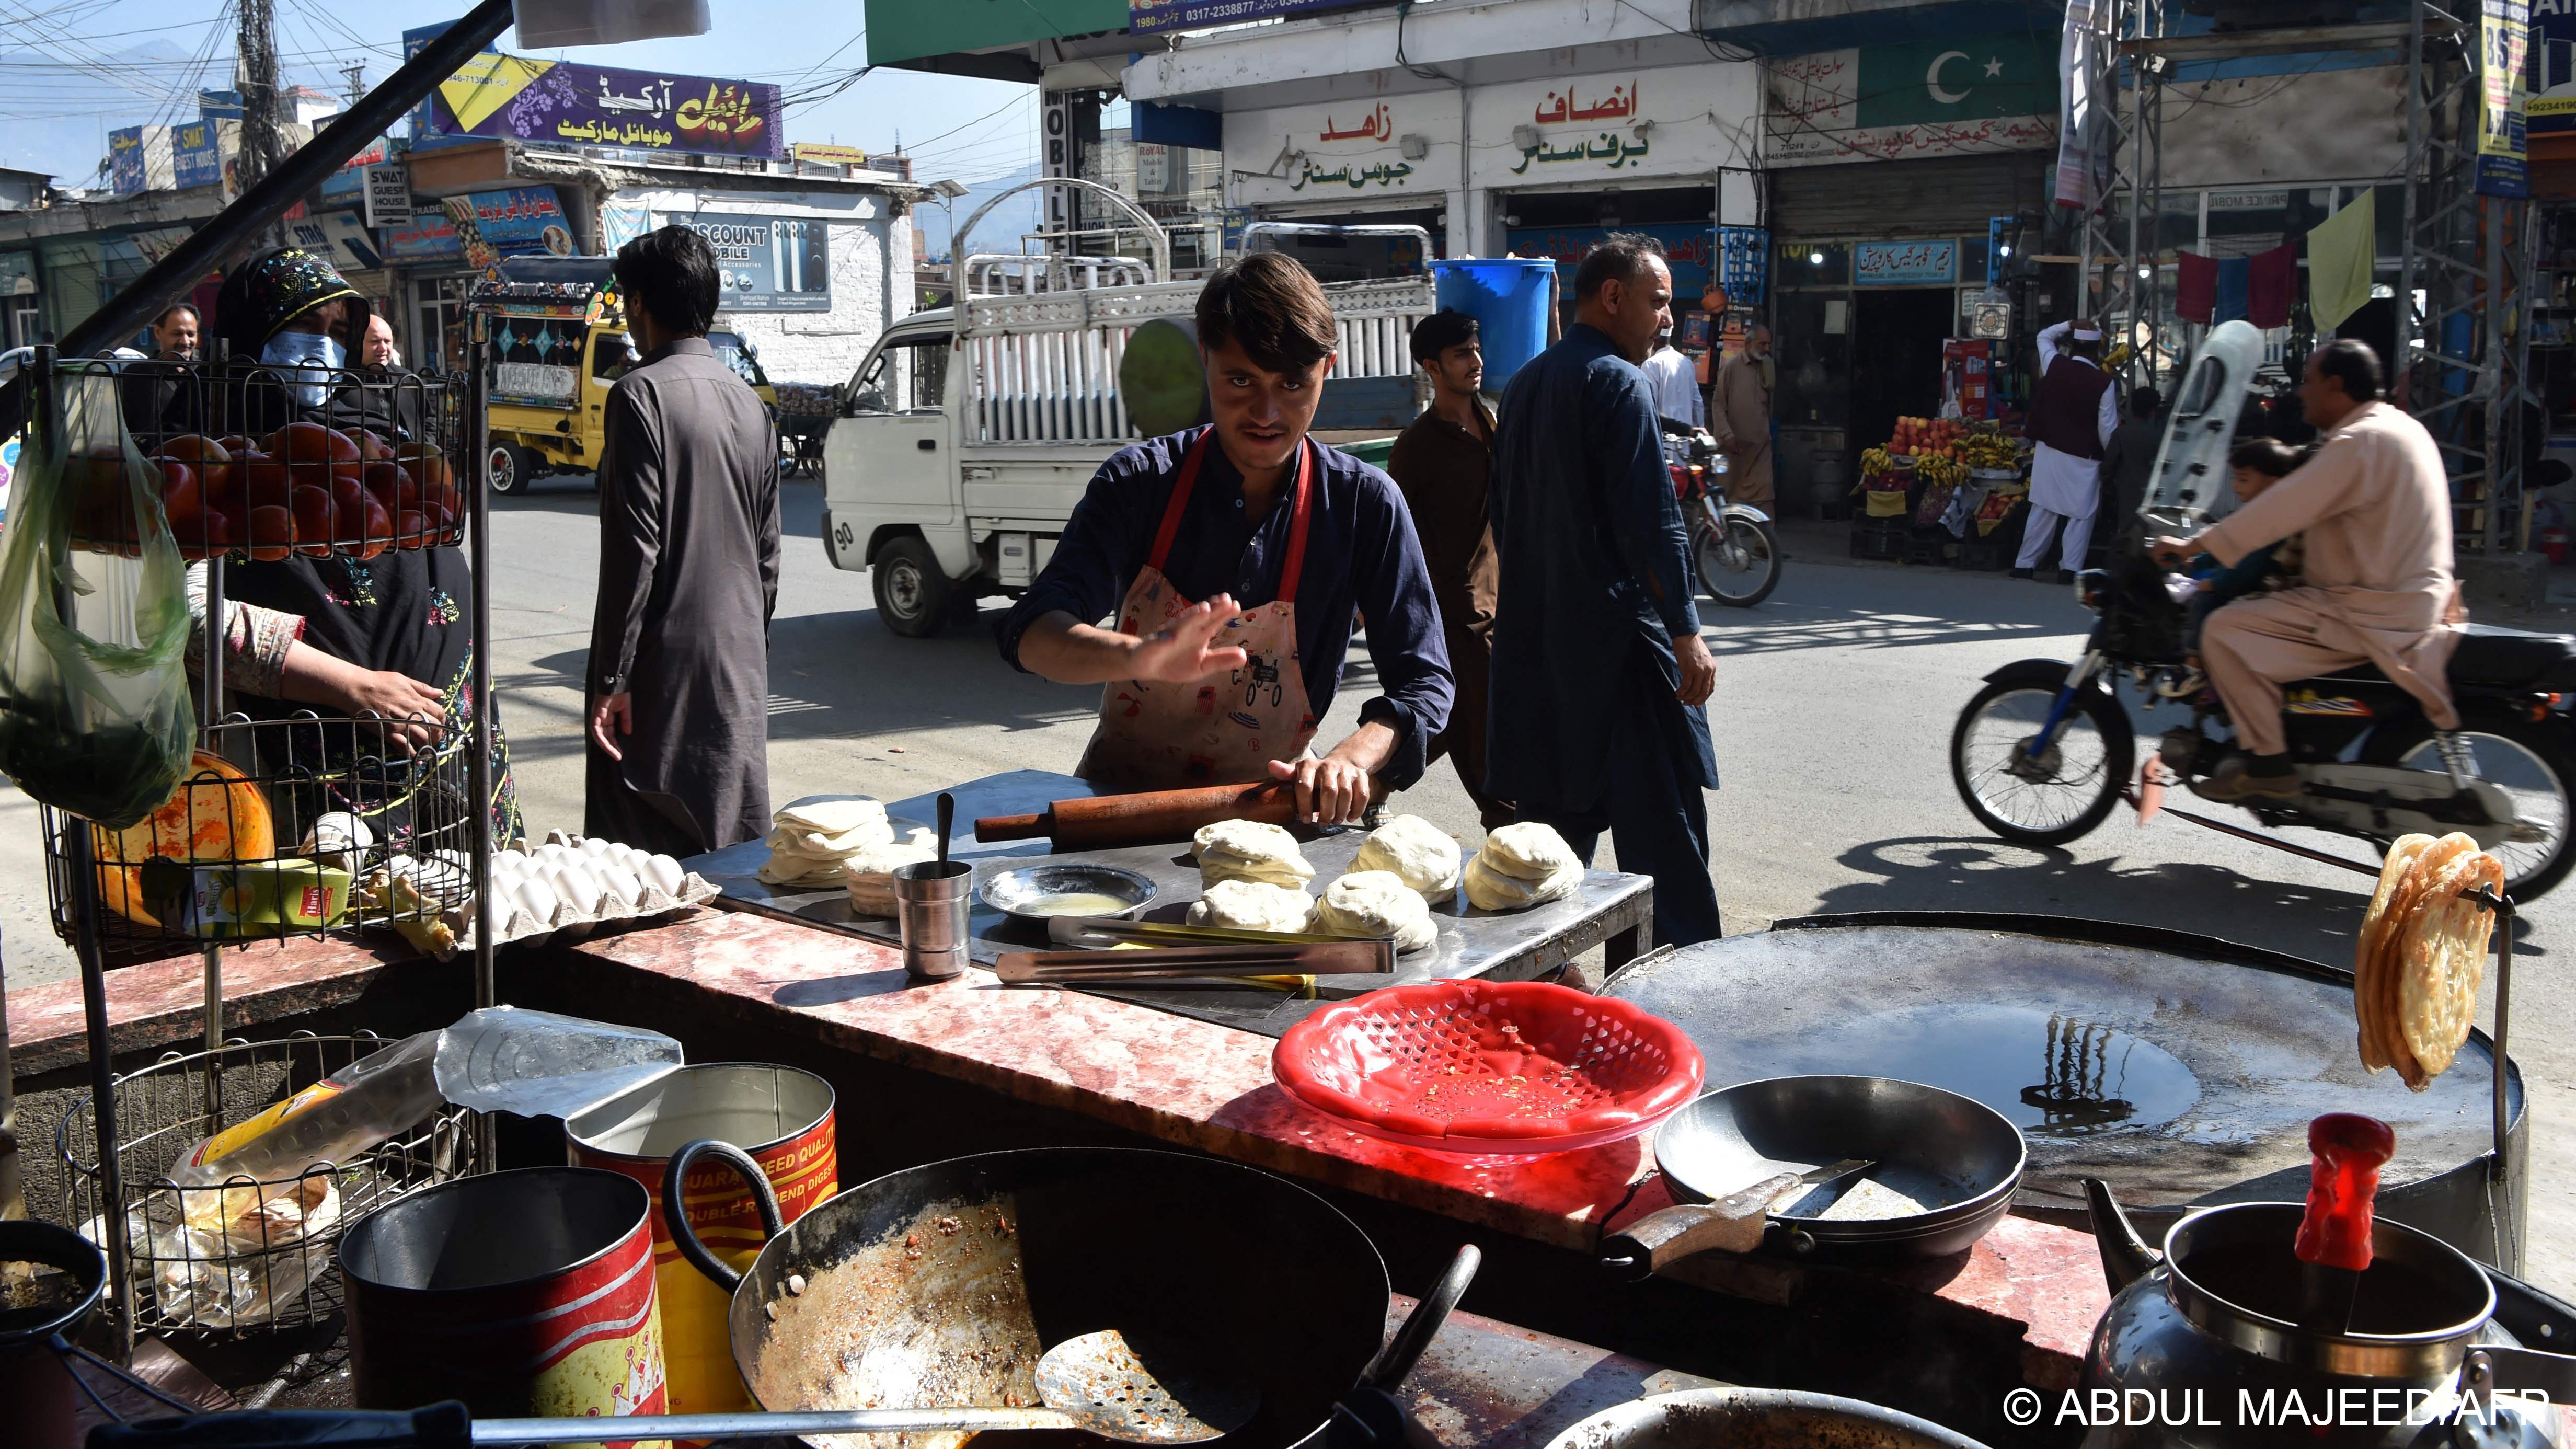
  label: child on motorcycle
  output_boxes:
[2182,438,2309,659]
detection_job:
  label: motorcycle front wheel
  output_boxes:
[1695,515,1781,607]
[2362,710,2576,901]
[1950,676,2133,847]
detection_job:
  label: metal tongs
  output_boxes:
[997,918,1395,994]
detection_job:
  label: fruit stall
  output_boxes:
[1851,414,2031,569]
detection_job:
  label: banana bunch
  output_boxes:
[1916,455,1969,489]
[1956,434,2020,469]
[1859,446,1894,475]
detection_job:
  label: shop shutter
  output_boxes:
[1768,153,2050,239]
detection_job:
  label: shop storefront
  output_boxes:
[1222,89,1462,277]
[1758,32,2061,516]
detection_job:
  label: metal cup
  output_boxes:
[892,859,974,981]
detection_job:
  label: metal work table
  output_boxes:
[684,769,1654,1034]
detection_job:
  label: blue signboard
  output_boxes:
[1854,239,1958,286]
[665,213,830,312]
[380,213,466,263]
[173,120,221,190]
[108,127,147,196]
[442,187,576,267]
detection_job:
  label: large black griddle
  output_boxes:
[1604,913,2524,1261]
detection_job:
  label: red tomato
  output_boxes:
[246,505,295,561]
[351,429,393,463]
[156,435,234,502]
[394,508,430,550]
[239,458,293,514]
[289,486,337,557]
[355,496,394,559]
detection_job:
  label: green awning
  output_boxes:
[864,0,1130,66]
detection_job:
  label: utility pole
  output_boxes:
[236,0,285,244]
[341,60,366,109]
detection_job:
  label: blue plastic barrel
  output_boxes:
[1430,257,1556,393]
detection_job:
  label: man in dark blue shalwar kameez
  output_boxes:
[1487,234,1723,946]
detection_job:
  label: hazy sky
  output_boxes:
[0,0,1048,191]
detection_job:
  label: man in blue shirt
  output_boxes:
[1003,254,1453,826]
[1489,234,1723,946]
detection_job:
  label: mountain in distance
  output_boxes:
[912,163,1042,263]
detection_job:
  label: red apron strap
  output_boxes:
[1144,428,1214,576]
[1276,438,1317,602]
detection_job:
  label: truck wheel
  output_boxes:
[872,537,953,638]
[487,441,531,494]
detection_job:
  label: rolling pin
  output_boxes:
[975,780,1298,849]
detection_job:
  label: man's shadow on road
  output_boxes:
[1804,835,2545,964]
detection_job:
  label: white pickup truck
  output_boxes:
[819,255,1434,635]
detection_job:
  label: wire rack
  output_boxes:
[28,318,501,1357]
[55,1032,478,1335]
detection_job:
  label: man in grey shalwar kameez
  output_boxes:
[586,225,783,855]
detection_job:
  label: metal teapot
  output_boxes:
[2080,1179,2572,1448]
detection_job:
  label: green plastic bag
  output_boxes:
[0,365,192,829]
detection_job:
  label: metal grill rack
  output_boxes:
[26,330,499,1356]
[56,1032,479,1336]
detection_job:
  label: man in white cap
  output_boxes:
[2014,318,2119,583]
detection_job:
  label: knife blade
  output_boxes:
[996,939,1395,982]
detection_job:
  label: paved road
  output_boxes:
[6,478,2571,1292]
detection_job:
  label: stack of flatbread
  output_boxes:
[2353,832,2504,1091]
[1192,819,1316,890]
[1464,822,1583,911]
[759,797,932,890]
[1312,870,1438,952]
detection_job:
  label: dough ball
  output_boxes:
[772,796,890,838]
[1351,814,1463,900]
[767,818,896,857]
[1191,819,1316,889]
[1186,879,1315,935]
[1312,871,1437,953]
[1478,822,1580,881]
[1463,853,1582,912]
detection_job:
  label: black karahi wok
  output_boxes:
[1604,1076,2026,1273]
[667,1142,1477,1449]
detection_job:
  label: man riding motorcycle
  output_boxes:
[2151,340,2464,803]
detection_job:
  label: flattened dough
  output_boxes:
[1191,819,1316,889]
[1478,822,1580,880]
[1351,814,1463,899]
[1312,870,1437,953]
[1463,854,1582,911]
[1186,879,1316,934]
[773,796,889,837]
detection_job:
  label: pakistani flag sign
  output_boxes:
[1766,34,2061,166]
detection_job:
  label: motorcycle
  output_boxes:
[1947,321,2576,899]
[1664,423,1781,607]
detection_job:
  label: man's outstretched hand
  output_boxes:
[1128,594,1252,682]
[1675,631,1717,707]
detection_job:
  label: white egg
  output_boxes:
[535,843,573,866]
[594,864,642,909]
[643,854,684,895]
[514,877,560,924]
[479,891,511,937]
[554,867,602,914]
[580,836,614,857]
[487,852,526,882]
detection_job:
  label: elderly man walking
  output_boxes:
[1711,324,1775,511]
[1488,233,1723,947]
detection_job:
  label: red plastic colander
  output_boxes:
[1272,981,1706,1156]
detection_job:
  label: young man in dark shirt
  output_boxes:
[1385,309,1511,829]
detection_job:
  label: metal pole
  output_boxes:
[199,553,227,1120]
[2483,199,2503,555]
[2400,0,2426,405]
[2491,898,2518,1275]
[38,346,135,1356]
[465,309,496,1174]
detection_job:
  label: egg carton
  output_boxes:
[453,832,720,951]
